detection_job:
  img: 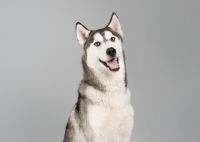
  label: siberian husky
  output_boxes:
[63,13,134,142]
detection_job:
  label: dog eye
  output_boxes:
[94,42,101,46]
[111,37,115,42]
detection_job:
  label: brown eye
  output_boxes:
[94,42,101,46]
[111,37,115,42]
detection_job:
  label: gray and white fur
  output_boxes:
[63,13,134,142]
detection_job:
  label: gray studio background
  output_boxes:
[0,1,200,142]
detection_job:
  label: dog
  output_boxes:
[63,13,134,142]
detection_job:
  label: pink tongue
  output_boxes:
[106,58,119,69]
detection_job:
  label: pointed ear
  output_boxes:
[76,22,91,47]
[107,13,123,37]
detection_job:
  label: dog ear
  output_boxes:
[107,13,123,37]
[76,22,91,47]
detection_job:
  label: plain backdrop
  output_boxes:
[0,1,200,142]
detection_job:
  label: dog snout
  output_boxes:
[106,47,116,57]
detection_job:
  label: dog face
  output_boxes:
[76,13,123,72]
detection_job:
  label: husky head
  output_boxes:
[76,13,124,74]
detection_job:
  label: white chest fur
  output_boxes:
[85,86,134,142]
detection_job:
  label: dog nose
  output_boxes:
[106,47,116,57]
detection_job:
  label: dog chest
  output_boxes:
[87,102,133,140]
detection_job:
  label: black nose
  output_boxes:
[106,47,116,57]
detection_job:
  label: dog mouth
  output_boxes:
[99,58,120,71]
